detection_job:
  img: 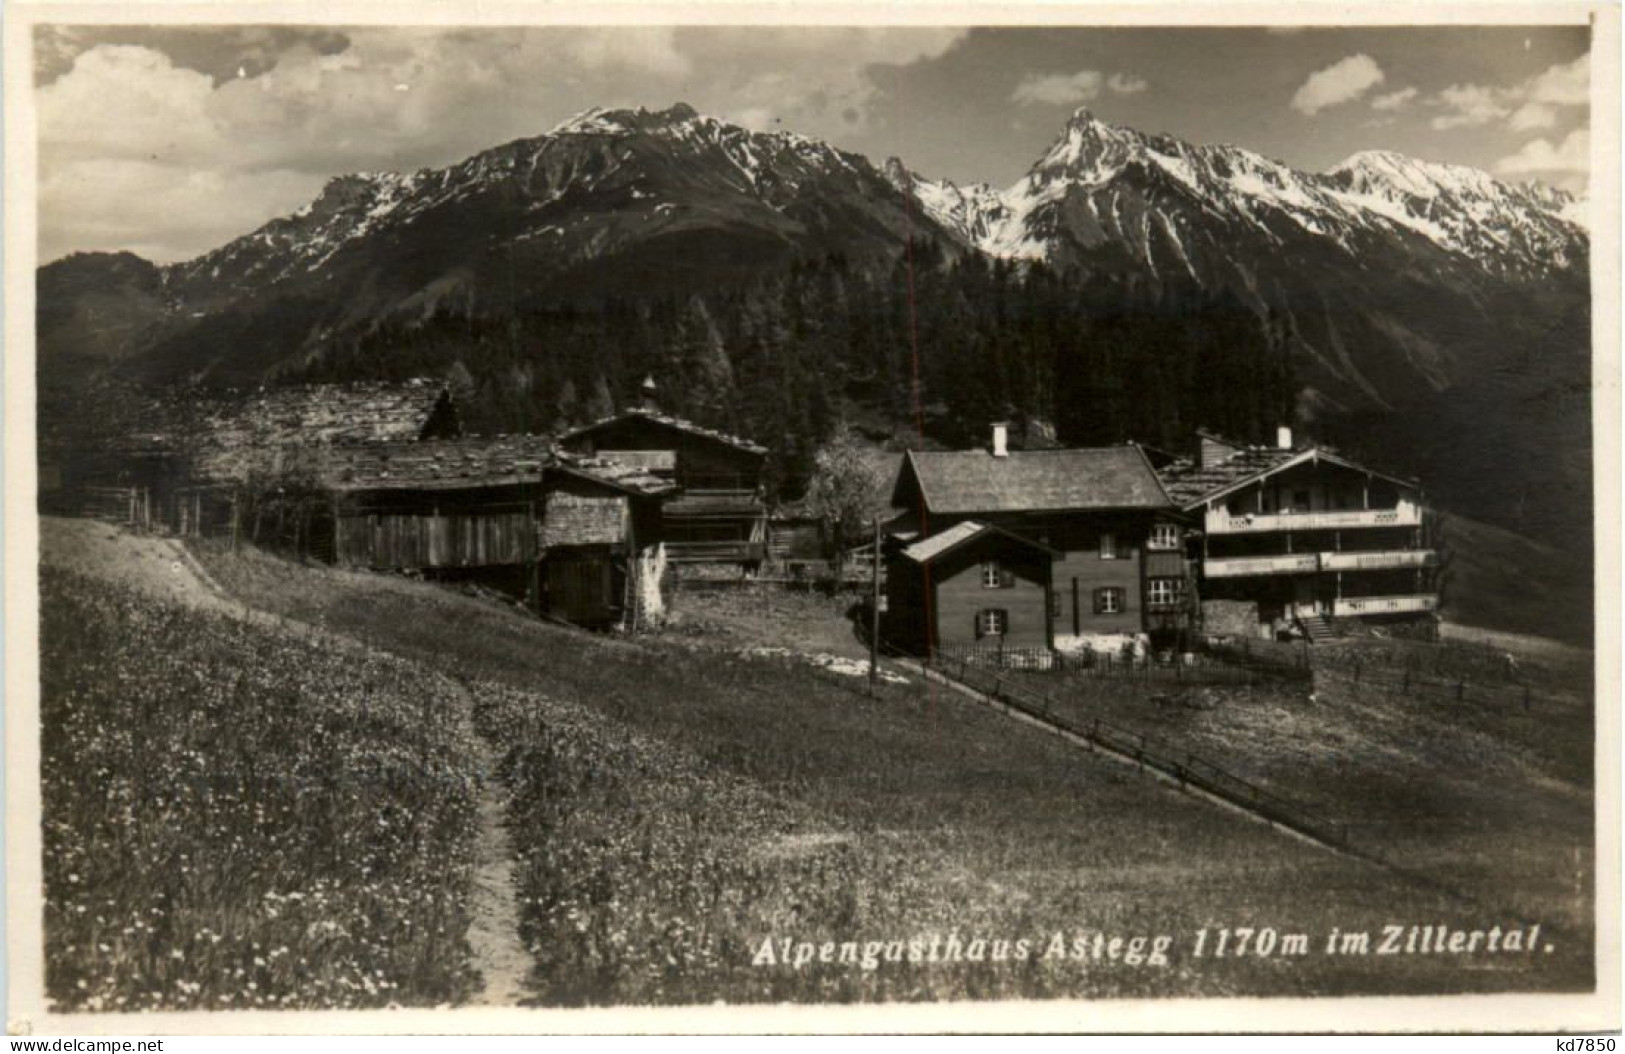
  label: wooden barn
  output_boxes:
[321,435,554,577]
[884,520,1059,656]
[320,437,675,627]
[559,408,768,567]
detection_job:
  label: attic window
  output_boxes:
[1098,532,1119,560]
[1148,523,1180,551]
[981,560,1014,589]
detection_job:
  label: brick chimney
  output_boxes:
[991,422,1009,458]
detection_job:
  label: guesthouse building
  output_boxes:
[1156,428,1437,641]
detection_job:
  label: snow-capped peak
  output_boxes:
[899,110,1584,276]
[1328,150,1503,201]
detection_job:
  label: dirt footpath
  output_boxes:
[39,517,536,1006]
[41,517,242,614]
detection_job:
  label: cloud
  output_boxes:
[1107,72,1149,95]
[1527,52,1589,106]
[1493,128,1589,178]
[1012,70,1105,106]
[1428,52,1590,132]
[1011,69,1149,106]
[1291,54,1384,116]
[1430,83,1512,129]
[35,26,970,262]
[1509,102,1557,131]
[1370,87,1418,112]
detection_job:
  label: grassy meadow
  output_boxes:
[176,538,1594,1001]
[39,566,483,1011]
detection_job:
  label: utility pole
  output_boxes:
[870,516,882,696]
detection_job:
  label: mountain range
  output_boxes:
[38,101,1591,543]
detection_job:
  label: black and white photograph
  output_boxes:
[5,1,1619,1035]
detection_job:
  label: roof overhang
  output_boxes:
[1182,448,1420,511]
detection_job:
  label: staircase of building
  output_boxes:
[1299,613,1338,644]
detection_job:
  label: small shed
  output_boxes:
[884,520,1059,657]
[543,455,677,628]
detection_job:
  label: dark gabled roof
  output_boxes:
[560,407,768,457]
[1156,433,1420,509]
[899,520,1060,565]
[321,437,675,496]
[901,445,1174,515]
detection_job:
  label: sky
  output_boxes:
[34,23,1593,264]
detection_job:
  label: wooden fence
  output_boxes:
[915,648,1352,850]
[933,640,1311,686]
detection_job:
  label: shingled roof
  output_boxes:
[900,446,1174,515]
[561,407,768,457]
[1155,434,1419,509]
[194,380,456,482]
[1155,446,1298,508]
[321,435,554,492]
[320,436,675,496]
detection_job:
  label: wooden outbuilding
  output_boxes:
[559,408,768,567]
[884,520,1060,656]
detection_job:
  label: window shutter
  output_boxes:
[974,610,987,639]
[1093,588,1106,615]
[1000,565,1015,588]
[997,609,1008,635]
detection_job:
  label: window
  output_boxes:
[981,560,1013,589]
[1148,577,1186,609]
[1094,587,1125,615]
[1099,532,1119,560]
[976,609,1008,638]
[1148,523,1180,551]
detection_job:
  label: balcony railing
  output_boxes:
[1204,553,1320,578]
[1332,594,1438,616]
[1205,500,1422,535]
[665,540,767,564]
[1320,549,1436,572]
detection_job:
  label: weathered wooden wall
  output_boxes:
[335,508,536,569]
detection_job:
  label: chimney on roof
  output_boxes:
[639,374,658,411]
[1197,431,1243,469]
[1276,425,1293,450]
[991,422,1009,458]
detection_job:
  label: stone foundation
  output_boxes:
[1053,632,1148,660]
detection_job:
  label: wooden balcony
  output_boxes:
[1320,549,1436,572]
[1204,500,1422,535]
[665,540,767,564]
[1332,594,1438,616]
[1204,553,1320,578]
